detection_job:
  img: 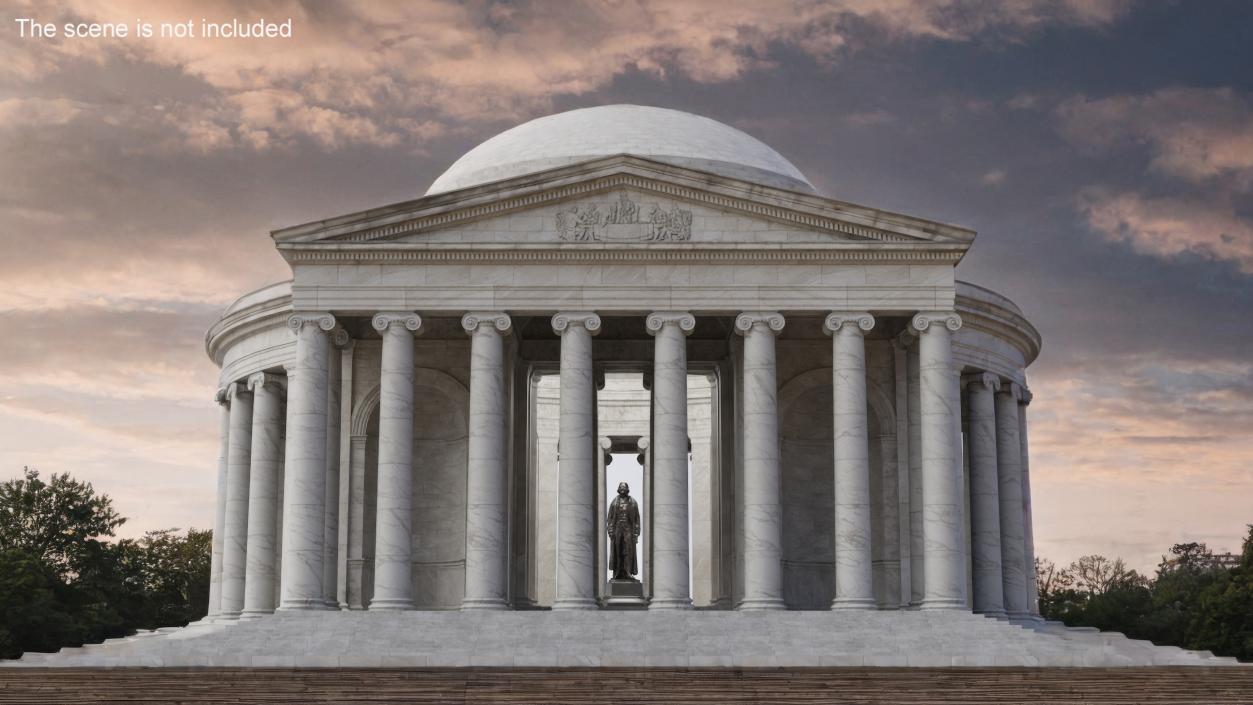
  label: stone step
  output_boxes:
[1,667,1252,704]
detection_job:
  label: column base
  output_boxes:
[649,597,693,610]
[215,610,242,621]
[277,599,338,612]
[1006,610,1035,623]
[831,597,877,610]
[736,598,787,611]
[460,597,509,611]
[974,608,1008,620]
[238,610,273,621]
[552,597,599,611]
[368,598,415,611]
[919,598,967,611]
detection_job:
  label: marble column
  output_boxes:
[734,312,786,610]
[242,372,285,619]
[461,312,513,610]
[996,382,1029,620]
[825,312,877,610]
[278,312,335,611]
[322,330,348,608]
[1018,388,1041,618]
[219,381,253,620]
[911,311,966,610]
[647,311,697,610]
[905,334,924,607]
[551,312,600,610]
[346,433,368,610]
[207,388,230,618]
[964,372,1005,619]
[369,312,422,611]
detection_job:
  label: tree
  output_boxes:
[0,468,124,578]
[0,468,210,658]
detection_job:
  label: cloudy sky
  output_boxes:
[2,0,1250,574]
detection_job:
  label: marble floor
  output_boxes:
[5,610,1243,668]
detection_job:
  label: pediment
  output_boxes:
[271,155,975,250]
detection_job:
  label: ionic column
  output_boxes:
[734,312,786,610]
[461,312,513,610]
[964,372,1005,619]
[219,381,253,620]
[207,388,230,618]
[911,311,966,610]
[322,329,349,608]
[242,372,285,619]
[369,312,422,611]
[278,312,335,611]
[904,334,924,607]
[551,312,601,610]
[647,311,696,610]
[996,382,1029,620]
[345,433,368,610]
[1018,388,1040,618]
[825,312,877,610]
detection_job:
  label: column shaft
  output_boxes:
[207,389,230,617]
[735,312,786,610]
[906,339,924,606]
[913,312,966,610]
[370,312,421,610]
[648,312,696,610]
[346,435,368,609]
[827,313,876,609]
[278,313,333,610]
[1018,390,1040,618]
[552,312,600,610]
[462,313,512,610]
[219,383,253,619]
[965,373,1005,618]
[996,384,1029,619]
[242,373,284,618]
[321,334,346,608]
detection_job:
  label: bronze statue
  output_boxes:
[606,482,641,581]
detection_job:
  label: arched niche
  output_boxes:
[778,367,897,610]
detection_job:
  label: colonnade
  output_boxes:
[206,307,1033,617]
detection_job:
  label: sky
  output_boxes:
[1,0,1250,575]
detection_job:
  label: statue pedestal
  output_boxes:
[602,578,647,609]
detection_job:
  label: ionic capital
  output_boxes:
[998,381,1027,402]
[551,312,601,336]
[248,372,286,393]
[330,326,353,349]
[288,312,336,334]
[461,312,512,336]
[734,312,785,336]
[645,311,696,336]
[1019,387,1034,406]
[911,311,962,334]
[224,380,250,401]
[823,312,875,336]
[371,312,422,335]
[962,371,1001,393]
[215,387,230,406]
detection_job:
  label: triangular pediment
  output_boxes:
[271,155,975,251]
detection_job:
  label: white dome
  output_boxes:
[425,105,815,195]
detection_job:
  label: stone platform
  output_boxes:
[5,611,1243,668]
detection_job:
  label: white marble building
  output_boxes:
[13,106,1239,667]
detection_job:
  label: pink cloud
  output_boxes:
[1080,189,1253,273]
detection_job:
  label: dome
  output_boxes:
[425,105,815,196]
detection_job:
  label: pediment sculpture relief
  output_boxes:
[556,192,693,242]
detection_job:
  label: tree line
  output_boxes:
[0,468,208,659]
[1036,529,1253,662]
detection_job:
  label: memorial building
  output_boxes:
[14,105,1235,667]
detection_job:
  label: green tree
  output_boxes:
[0,468,124,578]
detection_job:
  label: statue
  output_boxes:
[606,481,641,581]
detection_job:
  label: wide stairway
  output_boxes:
[2,666,1252,704]
[5,611,1242,669]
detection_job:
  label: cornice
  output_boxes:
[272,156,976,248]
[278,243,966,265]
